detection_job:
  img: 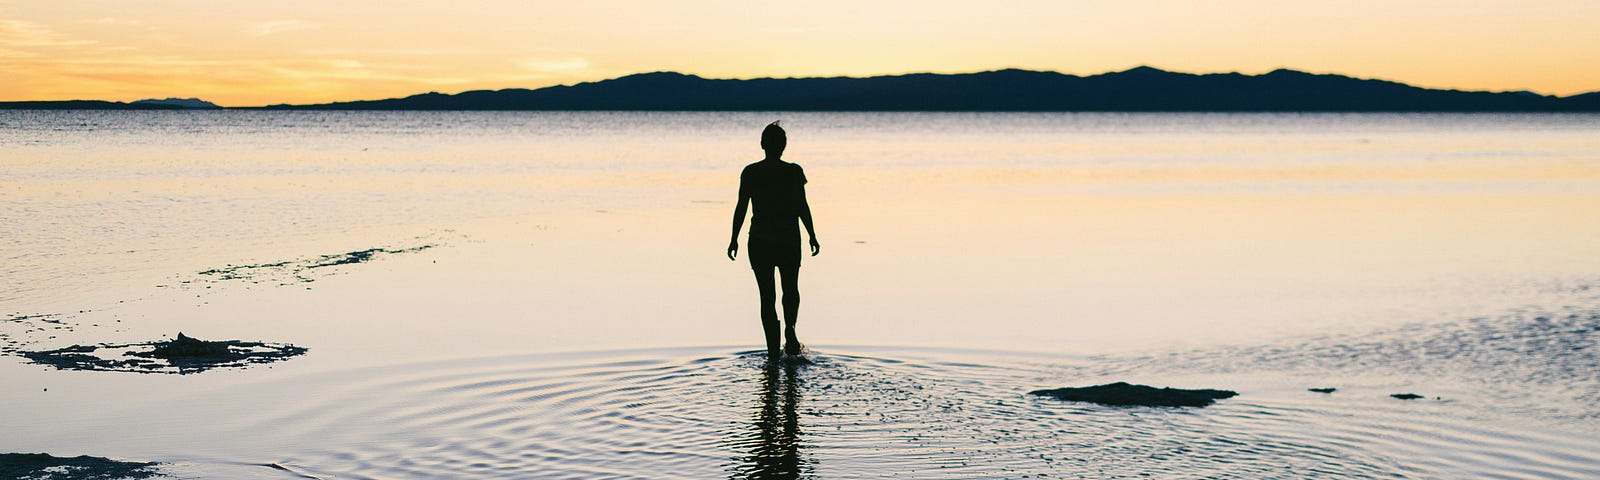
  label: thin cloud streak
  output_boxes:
[250,20,320,36]
[301,47,466,57]
[0,19,97,47]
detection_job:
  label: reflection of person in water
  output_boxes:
[728,121,819,358]
[730,362,805,479]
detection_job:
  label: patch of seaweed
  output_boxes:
[2,234,450,363]
[196,260,292,280]
[194,244,435,285]
[1,313,72,355]
[0,453,160,480]
[21,332,307,375]
[1029,381,1238,408]
[5,313,65,325]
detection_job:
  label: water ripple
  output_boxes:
[116,342,1599,479]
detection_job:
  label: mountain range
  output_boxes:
[5,67,1598,111]
[261,67,1599,111]
[0,97,220,110]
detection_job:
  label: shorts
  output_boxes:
[747,235,801,270]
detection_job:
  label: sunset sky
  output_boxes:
[4,0,1598,106]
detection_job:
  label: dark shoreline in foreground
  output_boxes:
[5,67,1599,112]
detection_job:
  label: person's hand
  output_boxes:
[809,237,821,256]
[727,240,739,261]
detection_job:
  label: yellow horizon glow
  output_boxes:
[3,0,1599,107]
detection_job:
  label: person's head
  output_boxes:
[760,121,786,155]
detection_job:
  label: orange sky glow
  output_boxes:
[3,0,1598,106]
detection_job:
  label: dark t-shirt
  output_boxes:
[740,160,807,244]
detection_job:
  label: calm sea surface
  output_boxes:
[2,111,1599,478]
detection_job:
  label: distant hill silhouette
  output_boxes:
[131,97,221,109]
[261,67,1600,112]
[5,68,1598,111]
[0,100,189,110]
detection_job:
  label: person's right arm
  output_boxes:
[728,179,750,261]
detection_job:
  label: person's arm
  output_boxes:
[728,184,750,261]
[799,185,819,256]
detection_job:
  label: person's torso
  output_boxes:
[742,160,806,241]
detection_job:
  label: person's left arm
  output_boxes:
[799,184,818,256]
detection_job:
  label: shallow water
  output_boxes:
[8,334,1599,479]
[3,111,1600,477]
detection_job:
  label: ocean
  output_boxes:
[2,111,1599,478]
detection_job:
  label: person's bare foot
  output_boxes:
[784,330,804,356]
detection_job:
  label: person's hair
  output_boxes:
[760,121,786,153]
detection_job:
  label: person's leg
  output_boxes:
[753,266,781,357]
[778,265,802,355]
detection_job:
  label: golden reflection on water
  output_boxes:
[4,111,1599,353]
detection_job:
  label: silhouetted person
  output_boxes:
[728,121,819,358]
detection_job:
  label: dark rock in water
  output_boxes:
[21,333,307,375]
[0,452,160,479]
[149,332,232,358]
[1391,393,1425,400]
[1029,382,1237,407]
[1309,387,1337,393]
